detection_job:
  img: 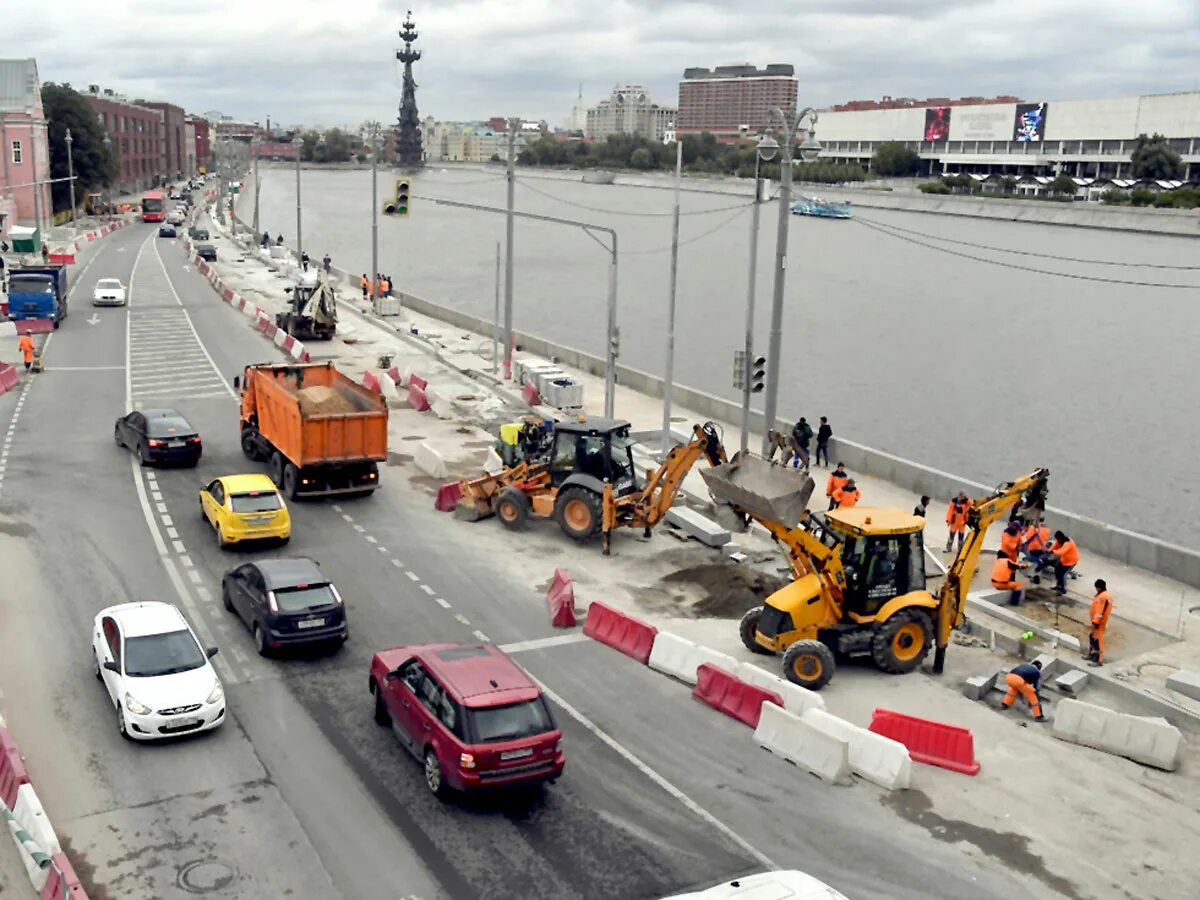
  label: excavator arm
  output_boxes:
[620,422,726,530]
[932,467,1050,673]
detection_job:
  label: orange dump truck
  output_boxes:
[234,362,388,499]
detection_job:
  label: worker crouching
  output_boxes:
[1001,660,1046,721]
[990,550,1027,606]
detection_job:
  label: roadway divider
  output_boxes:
[434,482,461,512]
[582,601,658,665]
[362,370,383,395]
[546,569,578,628]
[11,784,59,890]
[753,701,851,785]
[408,383,431,412]
[735,662,826,716]
[692,663,782,729]
[647,631,738,686]
[414,442,449,479]
[869,708,980,776]
[40,853,86,899]
[801,709,912,790]
[0,363,19,397]
[1051,698,1183,771]
[0,725,29,807]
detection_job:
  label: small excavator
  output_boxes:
[277,269,338,341]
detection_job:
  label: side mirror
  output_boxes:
[103,661,119,673]
[206,646,219,659]
[385,670,400,682]
[233,375,241,390]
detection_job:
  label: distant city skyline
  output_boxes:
[10,0,1199,126]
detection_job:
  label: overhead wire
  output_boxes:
[517,176,758,217]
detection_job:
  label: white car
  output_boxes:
[92,601,225,741]
[661,871,850,900]
[92,278,126,307]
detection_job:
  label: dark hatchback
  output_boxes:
[196,243,217,261]
[221,558,348,656]
[158,224,177,238]
[115,409,202,466]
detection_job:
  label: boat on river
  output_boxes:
[790,196,852,219]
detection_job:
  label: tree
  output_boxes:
[1000,175,1018,195]
[872,141,921,177]
[41,82,117,212]
[629,147,654,169]
[1048,173,1078,196]
[1130,133,1184,181]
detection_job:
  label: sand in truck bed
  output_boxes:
[297,384,358,415]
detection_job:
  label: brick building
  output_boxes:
[145,101,186,179]
[83,85,165,192]
[192,116,211,173]
[676,64,798,140]
[0,58,51,234]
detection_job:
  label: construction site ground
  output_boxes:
[203,202,1200,899]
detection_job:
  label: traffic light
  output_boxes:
[750,355,766,393]
[384,177,411,216]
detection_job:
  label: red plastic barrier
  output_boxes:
[1,299,7,316]
[14,320,53,335]
[692,664,783,728]
[0,363,18,395]
[409,373,427,390]
[40,853,89,900]
[221,286,234,302]
[48,252,75,265]
[0,727,30,808]
[298,348,311,363]
[281,334,297,355]
[362,370,382,394]
[546,569,577,628]
[582,601,657,664]
[869,708,980,776]
[197,261,210,276]
[386,366,401,385]
[407,384,430,412]
[521,381,541,405]
[435,482,461,512]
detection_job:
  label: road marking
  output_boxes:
[404,571,419,582]
[419,584,435,596]
[151,491,162,502]
[188,569,203,585]
[377,546,388,553]
[166,527,179,539]
[435,598,451,609]
[364,535,377,544]
[472,630,490,642]
[172,539,186,554]
[341,513,354,523]
[332,504,343,513]
[390,559,404,568]
[161,514,173,527]
[499,633,590,654]
[454,613,471,626]
[48,366,126,371]
[353,524,365,533]
[180,555,194,568]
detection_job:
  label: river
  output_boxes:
[244,164,1200,547]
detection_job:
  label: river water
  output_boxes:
[246,165,1200,546]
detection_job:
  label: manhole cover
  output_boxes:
[177,859,237,893]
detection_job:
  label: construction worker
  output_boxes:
[815,416,832,468]
[322,254,332,273]
[1022,515,1051,569]
[1088,579,1114,666]
[914,495,930,518]
[360,274,370,299]
[826,463,848,511]
[1000,520,1022,563]
[835,478,860,509]
[991,550,1027,605]
[944,491,971,554]
[40,244,49,263]
[261,230,270,247]
[380,275,391,297]
[1001,660,1046,721]
[17,333,35,372]
[1047,531,1080,595]
[789,417,811,469]
[300,251,310,272]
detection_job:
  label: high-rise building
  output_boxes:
[0,58,51,233]
[677,64,798,140]
[84,85,166,192]
[585,84,676,142]
[566,84,586,134]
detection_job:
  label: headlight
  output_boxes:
[206,681,224,705]
[125,694,152,716]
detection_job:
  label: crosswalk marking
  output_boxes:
[128,307,231,402]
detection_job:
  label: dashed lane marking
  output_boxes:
[454,613,471,626]
[405,571,419,582]
[419,584,435,596]
[390,559,404,568]
[472,630,490,642]
[377,546,388,553]
[435,598,451,609]
[365,535,377,544]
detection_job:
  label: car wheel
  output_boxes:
[424,749,447,798]
[93,654,102,681]
[114,426,124,448]
[254,624,269,657]
[216,524,228,549]
[282,463,299,500]
[268,452,285,488]
[372,682,391,726]
[222,586,234,612]
[136,444,148,467]
[118,707,130,740]
[200,500,208,522]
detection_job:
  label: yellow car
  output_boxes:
[199,474,291,549]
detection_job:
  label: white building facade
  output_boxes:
[585,84,676,142]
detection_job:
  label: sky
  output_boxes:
[10,0,1200,129]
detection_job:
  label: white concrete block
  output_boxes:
[737,661,826,716]
[1054,670,1089,695]
[801,708,912,791]
[483,447,505,475]
[647,631,738,686]
[963,671,999,701]
[413,442,448,479]
[754,702,851,785]
[425,385,454,420]
[12,783,59,889]
[664,507,731,548]
[1052,699,1183,771]
[1166,670,1200,702]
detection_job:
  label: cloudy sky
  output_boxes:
[12,0,1200,128]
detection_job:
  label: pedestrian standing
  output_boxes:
[914,495,930,517]
[17,333,35,371]
[1047,531,1080,595]
[815,417,832,467]
[261,231,271,247]
[276,235,284,246]
[944,491,971,554]
[380,275,391,297]
[790,416,812,469]
[826,463,848,511]
[300,251,310,272]
[1001,660,1046,721]
[360,274,369,299]
[1088,579,1113,666]
[834,478,860,509]
[990,550,1028,606]
[322,253,331,273]
[1000,520,1022,563]
[40,244,49,263]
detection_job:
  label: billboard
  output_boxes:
[950,105,1012,141]
[1013,102,1048,142]
[923,106,951,141]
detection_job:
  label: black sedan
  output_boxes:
[114,409,202,467]
[221,558,348,656]
[194,228,210,240]
[196,243,217,261]
[158,224,177,238]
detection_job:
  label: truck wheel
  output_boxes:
[240,429,263,461]
[555,486,602,542]
[739,607,772,654]
[268,451,285,487]
[781,640,836,691]
[871,608,933,674]
[496,487,531,530]
[282,463,300,500]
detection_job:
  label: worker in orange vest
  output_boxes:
[834,478,860,509]
[999,520,1022,563]
[990,550,1027,605]
[360,274,369,299]
[1088,579,1114,666]
[1001,660,1045,721]
[1022,515,1051,569]
[825,463,848,511]
[17,333,35,371]
[380,275,391,296]
[1047,531,1080,595]
[944,491,971,554]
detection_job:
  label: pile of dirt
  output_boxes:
[659,563,789,618]
[297,385,356,415]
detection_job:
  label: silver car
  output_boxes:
[92,278,127,306]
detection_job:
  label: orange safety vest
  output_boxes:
[1090,590,1113,627]
[359,276,368,290]
[380,279,390,294]
[991,556,1019,586]
[1000,530,1020,560]
[1023,525,1050,553]
[836,487,860,508]
[946,498,970,531]
[826,471,847,497]
[18,335,34,361]
[1051,539,1080,567]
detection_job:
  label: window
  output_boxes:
[123,629,206,677]
[102,617,121,664]
[398,659,426,694]
[207,480,225,505]
[229,491,282,513]
[10,140,21,164]
[469,699,554,743]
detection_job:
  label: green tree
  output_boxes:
[872,141,921,176]
[1130,133,1184,180]
[41,82,117,212]
[1048,173,1078,196]
[315,128,352,163]
[1000,175,1018,195]
[919,181,951,194]
[629,147,654,169]
[1129,187,1155,206]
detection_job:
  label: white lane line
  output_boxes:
[151,491,162,502]
[364,535,377,544]
[353,524,365,533]
[230,646,251,665]
[405,571,419,582]
[161,514,173,527]
[196,586,213,604]
[341,513,354,523]
[166,527,179,539]
[180,555,194,568]
[390,559,404,568]
[187,569,203,585]
[172,539,186,554]
[499,633,590,654]
[435,598,451,609]
[332,504,343,513]
[377,546,388,553]
[419,584,435,596]
[453,613,471,626]
[472,630,490,642]
[533,678,777,871]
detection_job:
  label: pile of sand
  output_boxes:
[297,385,356,415]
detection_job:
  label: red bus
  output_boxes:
[141,191,166,222]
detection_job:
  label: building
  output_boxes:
[423,119,504,163]
[0,58,51,234]
[214,119,262,141]
[585,84,675,142]
[566,84,586,134]
[83,85,165,193]
[144,101,186,178]
[192,116,211,173]
[815,90,1200,180]
[676,64,798,140]
[183,118,196,176]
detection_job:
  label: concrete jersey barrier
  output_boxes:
[753,701,851,785]
[647,632,738,686]
[1052,699,1183,771]
[801,708,912,791]
[736,661,826,716]
[11,783,61,890]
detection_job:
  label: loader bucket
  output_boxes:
[700,452,815,528]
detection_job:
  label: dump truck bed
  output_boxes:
[243,363,387,468]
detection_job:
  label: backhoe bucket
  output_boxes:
[700,452,815,528]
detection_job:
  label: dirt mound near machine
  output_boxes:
[699,452,815,527]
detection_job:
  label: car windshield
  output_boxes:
[124,629,207,677]
[230,491,282,512]
[274,584,336,612]
[9,278,53,295]
[147,416,192,437]
[96,279,122,290]
[469,698,553,743]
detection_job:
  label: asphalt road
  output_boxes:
[0,215,1057,899]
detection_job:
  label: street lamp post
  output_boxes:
[502,118,520,380]
[252,136,261,237]
[740,133,778,454]
[364,122,381,310]
[65,128,77,239]
[760,107,821,455]
[295,139,303,262]
[660,129,683,456]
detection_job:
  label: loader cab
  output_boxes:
[824,509,926,617]
[548,418,637,496]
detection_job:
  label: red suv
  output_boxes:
[369,642,565,798]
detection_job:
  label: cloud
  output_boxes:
[16,0,1200,128]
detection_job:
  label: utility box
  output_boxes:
[374,295,400,316]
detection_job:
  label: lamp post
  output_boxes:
[660,126,683,456]
[760,107,822,455]
[502,117,520,380]
[65,128,77,238]
[252,135,261,237]
[295,138,303,262]
[740,132,778,454]
[102,134,112,219]
[363,121,382,308]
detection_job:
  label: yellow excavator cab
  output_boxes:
[824,507,923,537]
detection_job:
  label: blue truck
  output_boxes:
[5,265,69,327]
